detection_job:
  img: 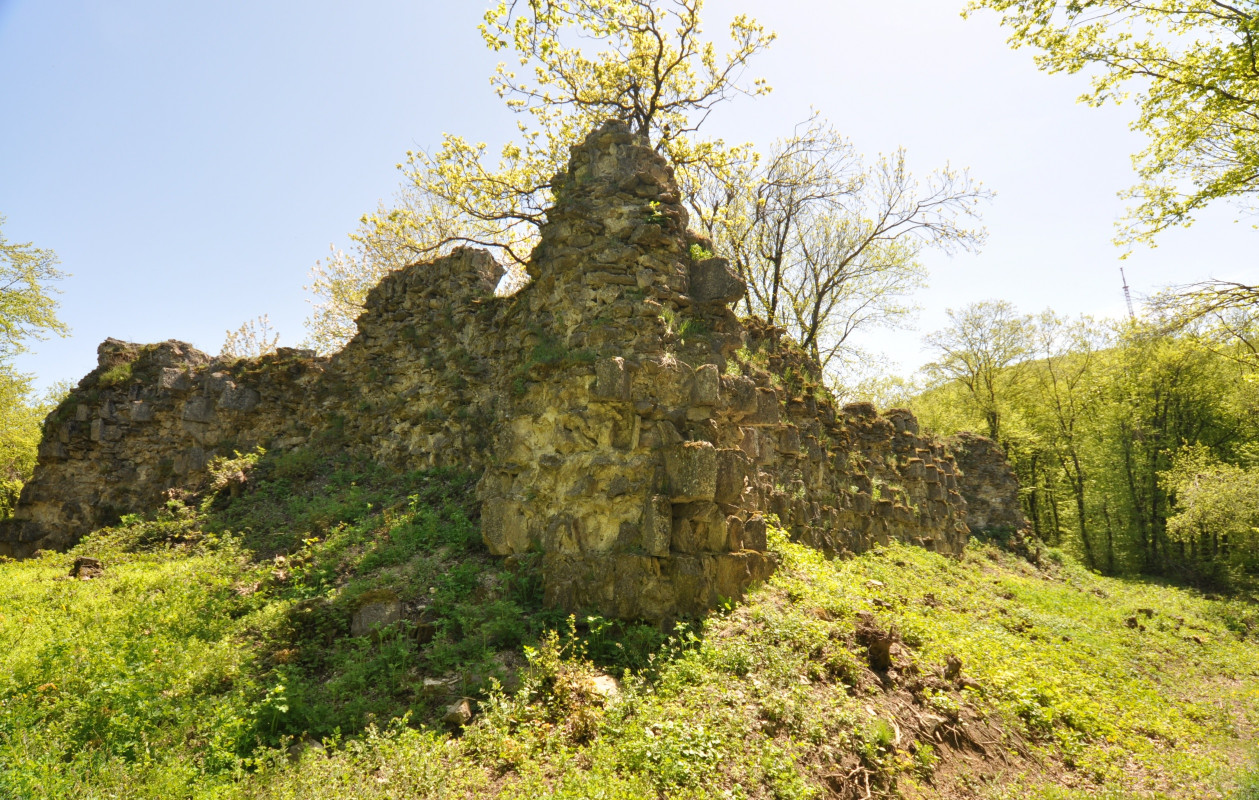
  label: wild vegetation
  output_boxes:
[965,0,1259,245]
[0,215,67,517]
[913,301,1259,593]
[2,443,1257,798]
[304,0,986,395]
[2,1,1258,797]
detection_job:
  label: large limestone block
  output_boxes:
[182,397,215,423]
[743,515,768,552]
[691,363,722,406]
[641,495,672,556]
[713,551,777,601]
[670,501,727,553]
[723,376,758,416]
[689,258,746,305]
[219,384,261,412]
[665,554,718,616]
[633,358,692,407]
[665,441,717,503]
[593,357,630,401]
[351,591,402,637]
[714,448,749,505]
[482,497,530,555]
[742,389,782,427]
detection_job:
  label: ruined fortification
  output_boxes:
[1,121,1027,620]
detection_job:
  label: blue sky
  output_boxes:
[2,0,1255,392]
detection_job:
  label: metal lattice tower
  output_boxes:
[1120,267,1135,320]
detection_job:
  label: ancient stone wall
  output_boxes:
[947,432,1029,535]
[1,121,1025,621]
[0,340,327,556]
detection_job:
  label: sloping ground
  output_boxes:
[1,448,1257,799]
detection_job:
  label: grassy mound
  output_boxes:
[1,448,1256,799]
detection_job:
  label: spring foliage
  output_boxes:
[305,0,774,351]
[305,1,988,380]
[0,216,67,518]
[914,301,1259,589]
[966,0,1259,244]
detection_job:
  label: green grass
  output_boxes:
[1,453,1256,798]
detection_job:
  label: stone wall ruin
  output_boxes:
[0,121,1028,621]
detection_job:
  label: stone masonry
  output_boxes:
[0,121,1027,621]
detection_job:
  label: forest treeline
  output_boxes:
[910,297,1259,592]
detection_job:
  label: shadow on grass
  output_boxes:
[195,443,697,745]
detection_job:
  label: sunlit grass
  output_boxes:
[1,453,1256,799]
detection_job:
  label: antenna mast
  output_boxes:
[1120,267,1135,320]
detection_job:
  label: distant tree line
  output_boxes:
[913,295,1259,591]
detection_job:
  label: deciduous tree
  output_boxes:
[305,0,774,351]
[221,314,281,359]
[1,215,67,359]
[967,0,1259,244]
[923,300,1033,442]
[0,216,68,518]
[689,116,989,384]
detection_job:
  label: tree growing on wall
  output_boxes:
[305,0,774,350]
[221,314,281,359]
[306,0,991,377]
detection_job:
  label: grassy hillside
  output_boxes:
[1,446,1257,799]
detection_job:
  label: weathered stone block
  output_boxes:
[665,441,716,502]
[544,514,579,554]
[737,427,759,459]
[219,384,260,412]
[593,357,630,401]
[689,258,745,305]
[714,448,748,505]
[159,368,190,391]
[173,448,207,475]
[742,389,781,426]
[724,376,758,416]
[743,515,768,552]
[181,397,215,423]
[712,551,776,603]
[482,497,530,555]
[129,401,154,422]
[843,401,877,419]
[611,412,639,450]
[665,554,716,616]
[351,591,402,637]
[642,494,672,557]
[671,501,726,553]
[691,363,721,406]
[725,515,744,551]
[37,441,67,460]
[779,428,801,455]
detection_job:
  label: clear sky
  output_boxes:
[2,0,1255,393]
